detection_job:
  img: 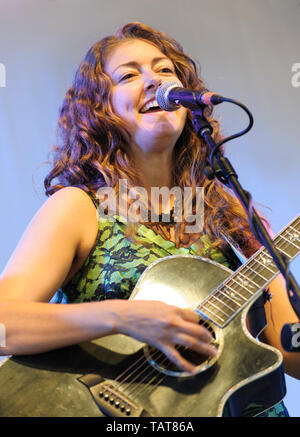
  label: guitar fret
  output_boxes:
[276,222,300,252]
[279,231,300,253]
[284,225,300,238]
[278,239,300,259]
[256,252,278,276]
[215,289,243,312]
[253,249,276,274]
[260,249,276,261]
[230,271,260,290]
[254,258,276,275]
[239,255,276,285]
[197,214,300,328]
[291,218,300,229]
[220,283,248,302]
[276,245,292,258]
[210,293,238,313]
[243,264,268,282]
[204,299,232,318]
[197,304,226,324]
[289,224,300,234]
[282,233,300,250]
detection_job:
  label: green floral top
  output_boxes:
[62,197,231,303]
[58,192,288,418]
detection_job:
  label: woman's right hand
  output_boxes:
[116,300,217,375]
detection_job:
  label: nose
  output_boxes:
[143,74,162,92]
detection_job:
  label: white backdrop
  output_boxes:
[0,0,299,416]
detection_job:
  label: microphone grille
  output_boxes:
[156,81,183,111]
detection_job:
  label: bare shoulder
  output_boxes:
[0,186,98,302]
[43,186,96,214]
[42,185,97,220]
[44,186,99,250]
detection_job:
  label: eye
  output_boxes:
[159,67,174,73]
[119,73,136,82]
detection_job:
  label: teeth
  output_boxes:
[140,99,160,113]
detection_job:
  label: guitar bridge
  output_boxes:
[78,374,148,417]
[97,381,143,417]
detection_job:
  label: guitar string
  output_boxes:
[113,353,152,387]
[111,313,215,395]
[197,260,262,324]
[197,225,300,325]
[206,233,298,324]
[281,233,300,250]
[113,345,165,386]
[118,319,215,398]
[113,347,165,389]
[111,218,300,403]
[289,223,300,245]
[112,350,167,398]
[134,344,212,400]
[115,343,190,396]
[121,345,188,399]
[124,220,300,399]
[127,353,178,399]
[213,222,298,302]
[199,247,290,325]
[192,218,300,325]
[138,350,205,398]
[123,350,171,397]
[113,341,200,399]
[127,342,212,400]
[197,259,270,324]
[240,227,299,289]
[131,372,165,399]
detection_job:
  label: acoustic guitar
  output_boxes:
[0,214,299,417]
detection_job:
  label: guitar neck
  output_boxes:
[196,214,300,328]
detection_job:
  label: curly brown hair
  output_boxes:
[44,22,265,258]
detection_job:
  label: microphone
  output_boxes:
[155,81,225,111]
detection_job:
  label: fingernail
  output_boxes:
[209,346,218,356]
[188,367,198,376]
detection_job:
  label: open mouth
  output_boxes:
[141,107,163,114]
[139,99,163,114]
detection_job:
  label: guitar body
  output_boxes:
[0,256,286,417]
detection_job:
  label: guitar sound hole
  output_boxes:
[144,318,223,378]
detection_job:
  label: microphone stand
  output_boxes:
[190,106,300,351]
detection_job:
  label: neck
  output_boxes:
[130,147,174,215]
[131,148,173,189]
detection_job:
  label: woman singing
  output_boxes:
[0,22,298,417]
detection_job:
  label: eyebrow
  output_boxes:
[112,56,172,75]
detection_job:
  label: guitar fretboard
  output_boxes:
[196,214,300,328]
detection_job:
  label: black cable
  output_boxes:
[208,98,254,170]
[205,97,294,304]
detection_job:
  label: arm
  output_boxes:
[0,186,118,354]
[259,274,300,379]
[0,187,215,373]
[252,218,300,379]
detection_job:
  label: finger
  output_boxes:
[180,308,200,323]
[162,344,198,375]
[175,319,214,343]
[174,333,218,357]
[172,308,213,342]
